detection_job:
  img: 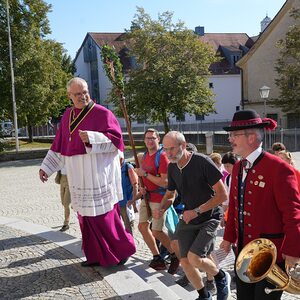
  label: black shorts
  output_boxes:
[174,218,220,258]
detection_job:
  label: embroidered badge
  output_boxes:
[259,181,265,188]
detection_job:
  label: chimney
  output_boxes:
[195,26,205,36]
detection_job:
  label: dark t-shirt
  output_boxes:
[168,153,222,224]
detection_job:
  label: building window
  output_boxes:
[267,113,278,122]
[209,82,214,88]
[287,113,300,128]
[288,76,298,89]
[233,55,240,63]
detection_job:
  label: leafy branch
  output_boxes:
[101,45,124,95]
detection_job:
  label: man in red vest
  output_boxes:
[220,109,300,300]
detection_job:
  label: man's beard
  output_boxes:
[169,146,183,163]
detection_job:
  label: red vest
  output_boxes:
[224,152,300,262]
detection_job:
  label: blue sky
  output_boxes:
[45,0,286,59]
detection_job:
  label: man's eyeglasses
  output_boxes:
[70,91,89,98]
[145,137,157,141]
[228,133,247,139]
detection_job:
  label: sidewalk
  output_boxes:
[0,156,300,299]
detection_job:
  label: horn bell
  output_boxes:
[236,238,300,294]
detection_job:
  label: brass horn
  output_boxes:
[235,238,300,294]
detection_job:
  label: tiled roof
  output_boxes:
[85,32,254,75]
[89,32,128,52]
[199,33,254,51]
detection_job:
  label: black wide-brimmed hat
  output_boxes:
[223,109,277,132]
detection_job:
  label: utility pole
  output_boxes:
[6,0,19,152]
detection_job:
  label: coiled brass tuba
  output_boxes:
[236,238,300,294]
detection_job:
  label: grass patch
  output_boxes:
[126,145,145,151]
[1,139,51,152]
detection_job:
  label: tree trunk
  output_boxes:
[163,115,170,133]
[28,125,33,143]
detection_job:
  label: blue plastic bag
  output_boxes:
[165,205,179,234]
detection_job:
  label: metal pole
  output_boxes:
[6,0,19,152]
[264,98,267,149]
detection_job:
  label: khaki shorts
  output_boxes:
[139,200,166,231]
[60,175,71,207]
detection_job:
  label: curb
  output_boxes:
[0,149,49,162]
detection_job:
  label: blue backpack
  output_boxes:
[119,161,134,207]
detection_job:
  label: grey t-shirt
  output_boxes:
[168,152,222,224]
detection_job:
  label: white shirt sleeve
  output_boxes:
[85,131,117,154]
[41,150,65,177]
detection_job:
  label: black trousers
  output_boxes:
[235,262,285,300]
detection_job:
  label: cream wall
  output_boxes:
[240,0,299,126]
[205,74,241,121]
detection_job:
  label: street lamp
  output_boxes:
[6,0,19,152]
[259,85,271,148]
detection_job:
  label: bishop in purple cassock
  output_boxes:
[39,77,136,267]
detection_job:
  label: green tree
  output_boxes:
[0,0,73,141]
[273,8,300,113]
[108,8,217,133]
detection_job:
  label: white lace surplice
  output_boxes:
[41,131,123,216]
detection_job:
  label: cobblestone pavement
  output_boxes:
[0,225,120,300]
[0,156,299,299]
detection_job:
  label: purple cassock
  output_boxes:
[51,101,136,267]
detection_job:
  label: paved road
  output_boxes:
[0,158,152,299]
[0,155,300,299]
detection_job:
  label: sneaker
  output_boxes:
[149,257,166,270]
[215,271,231,300]
[206,279,216,293]
[196,291,212,300]
[168,256,180,275]
[175,275,190,287]
[59,224,69,232]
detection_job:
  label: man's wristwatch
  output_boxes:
[194,207,201,216]
[143,172,148,178]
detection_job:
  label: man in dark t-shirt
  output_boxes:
[153,131,231,300]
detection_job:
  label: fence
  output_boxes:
[22,121,300,152]
[265,128,300,152]
[121,119,230,133]
[121,121,300,152]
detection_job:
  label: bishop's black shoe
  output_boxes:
[59,224,69,232]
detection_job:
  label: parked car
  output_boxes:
[0,121,13,137]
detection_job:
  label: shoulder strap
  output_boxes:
[154,145,164,172]
[125,162,129,177]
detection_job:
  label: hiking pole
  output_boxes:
[101,45,152,217]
